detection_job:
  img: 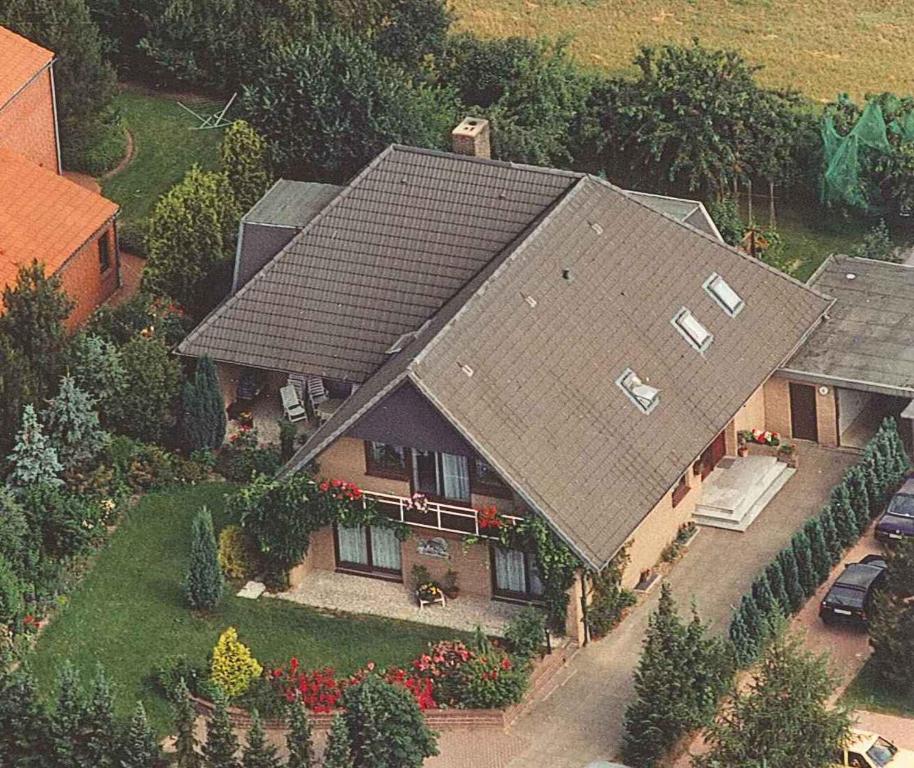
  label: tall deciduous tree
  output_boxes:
[0,262,73,402]
[697,628,850,768]
[0,0,119,171]
[143,165,240,315]
[6,404,64,488]
[220,121,273,214]
[340,674,438,768]
[44,375,110,470]
[185,506,224,611]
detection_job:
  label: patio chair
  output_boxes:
[280,385,308,423]
[305,376,329,410]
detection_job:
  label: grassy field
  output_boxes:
[843,658,914,718]
[30,483,464,734]
[449,0,912,102]
[104,88,226,230]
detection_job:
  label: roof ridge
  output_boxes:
[388,144,584,180]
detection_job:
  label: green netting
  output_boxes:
[821,100,910,211]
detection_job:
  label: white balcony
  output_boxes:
[362,490,523,539]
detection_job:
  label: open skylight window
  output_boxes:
[673,308,713,352]
[705,273,744,317]
[617,368,660,414]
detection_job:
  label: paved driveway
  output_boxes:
[497,444,859,768]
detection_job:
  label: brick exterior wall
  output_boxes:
[0,65,58,171]
[56,222,120,329]
[763,374,839,447]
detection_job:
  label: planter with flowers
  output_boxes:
[416,581,446,609]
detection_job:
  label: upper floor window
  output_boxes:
[98,233,111,273]
[364,442,408,480]
[412,449,470,503]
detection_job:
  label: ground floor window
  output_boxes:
[491,546,544,601]
[334,524,402,578]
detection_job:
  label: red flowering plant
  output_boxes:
[477,506,504,531]
[269,659,344,712]
[750,428,781,446]
[455,638,527,709]
[412,640,473,706]
[317,478,363,502]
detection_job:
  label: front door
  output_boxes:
[700,430,727,479]
[789,382,819,441]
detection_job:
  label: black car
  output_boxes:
[876,478,914,543]
[819,555,887,626]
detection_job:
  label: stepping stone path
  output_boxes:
[236,581,266,599]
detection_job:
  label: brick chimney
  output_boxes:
[451,117,491,159]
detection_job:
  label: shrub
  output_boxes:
[850,219,897,261]
[235,676,287,720]
[707,197,744,246]
[211,627,262,698]
[278,419,297,463]
[217,442,282,483]
[185,507,224,611]
[411,640,472,707]
[504,607,547,664]
[20,484,105,559]
[221,120,273,214]
[152,655,207,702]
[218,525,260,580]
[454,649,526,709]
[0,554,24,628]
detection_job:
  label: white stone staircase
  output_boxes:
[693,455,796,531]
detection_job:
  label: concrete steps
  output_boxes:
[694,456,796,531]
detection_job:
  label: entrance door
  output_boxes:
[700,430,727,479]
[789,383,819,441]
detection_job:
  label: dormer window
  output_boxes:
[705,273,744,316]
[673,307,713,352]
[617,368,660,414]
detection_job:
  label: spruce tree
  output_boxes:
[119,702,159,768]
[285,700,313,768]
[728,608,755,667]
[341,674,438,768]
[804,518,832,584]
[0,667,53,766]
[820,509,843,564]
[44,375,110,470]
[751,573,778,618]
[845,465,872,533]
[830,484,859,546]
[180,357,226,452]
[765,562,790,614]
[322,714,353,768]
[185,506,224,611]
[85,667,118,768]
[777,548,804,613]
[791,530,818,597]
[241,710,279,768]
[51,662,87,768]
[862,449,884,516]
[882,418,910,486]
[173,679,202,768]
[6,404,64,488]
[202,692,239,768]
[736,593,765,655]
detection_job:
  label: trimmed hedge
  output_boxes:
[730,418,909,666]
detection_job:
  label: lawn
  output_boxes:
[103,88,226,232]
[450,0,914,102]
[843,659,914,718]
[30,483,464,734]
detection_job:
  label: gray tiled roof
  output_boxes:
[784,255,914,395]
[284,171,831,568]
[244,180,342,228]
[179,146,576,381]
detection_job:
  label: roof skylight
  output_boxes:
[617,368,660,414]
[705,273,744,316]
[673,308,713,352]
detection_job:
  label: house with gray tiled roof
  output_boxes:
[179,118,831,641]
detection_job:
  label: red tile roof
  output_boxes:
[0,25,53,109]
[0,148,118,289]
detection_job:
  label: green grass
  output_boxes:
[103,88,226,232]
[450,0,914,102]
[30,483,463,734]
[843,658,914,717]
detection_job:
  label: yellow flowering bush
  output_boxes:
[217,525,260,579]
[211,627,262,698]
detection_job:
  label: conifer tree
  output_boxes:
[0,667,53,765]
[791,530,818,597]
[44,375,110,470]
[6,404,64,488]
[765,562,790,614]
[729,608,755,667]
[241,710,279,768]
[202,692,240,768]
[820,509,843,564]
[85,667,118,768]
[322,714,353,768]
[881,418,910,486]
[751,573,779,618]
[830,484,859,546]
[119,702,160,768]
[804,518,832,583]
[735,593,765,655]
[862,448,884,516]
[777,548,804,613]
[869,601,914,692]
[0,553,23,628]
[185,506,224,611]
[173,679,202,768]
[180,357,226,452]
[51,662,87,768]
[220,121,273,213]
[845,465,872,533]
[285,699,313,768]
[341,674,438,768]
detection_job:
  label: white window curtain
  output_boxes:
[527,555,545,597]
[440,453,470,501]
[369,527,402,571]
[337,524,368,565]
[494,548,526,594]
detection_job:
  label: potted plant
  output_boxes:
[737,429,752,457]
[777,442,798,468]
[415,581,445,607]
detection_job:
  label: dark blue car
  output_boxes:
[819,555,887,626]
[876,478,914,543]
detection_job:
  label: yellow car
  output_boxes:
[832,730,914,768]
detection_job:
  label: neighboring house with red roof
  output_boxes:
[0,25,120,327]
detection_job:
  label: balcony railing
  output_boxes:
[362,490,523,539]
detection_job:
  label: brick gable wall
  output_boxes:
[57,223,120,329]
[0,66,58,171]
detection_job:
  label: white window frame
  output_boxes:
[704,273,744,317]
[616,368,660,414]
[672,307,713,352]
